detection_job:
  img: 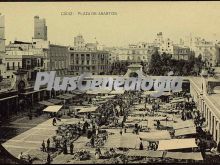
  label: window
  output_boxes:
[13,62,15,70]
[87,60,90,65]
[6,62,9,70]
[0,59,2,64]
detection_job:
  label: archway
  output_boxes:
[129,72,139,78]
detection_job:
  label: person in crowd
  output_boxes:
[46,153,51,164]
[70,142,74,155]
[139,139,144,150]
[52,117,57,126]
[18,152,24,160]
[42,140,46,152]
[47,138,50,152]
[120,128,123,135]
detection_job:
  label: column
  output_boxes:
[31,94,34,105]
[38,92,41,102]
[217,123,220,144]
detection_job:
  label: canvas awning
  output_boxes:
[48,99,63,105]
[109,90,125,95]
[134,104,152,109]
[104,134,139,148]
[171,98,185,103]
[139,131,171,141]
[86,90,99,95]
[56,95,72,100]
[142,91,158,96]
[63,93,76,98]
[78,106,98,113]
[161,92,172,96]
[70,105,90,110]
[38,100,54,106]
[131,111,147,115]
[157,138,198,151]
[175,127,197,137]
[173,120,195,130]
[43,105,63,113]
[165,152,203,160]
[127,150,164,158]
[127,116,146,121]
[99,95,116,99]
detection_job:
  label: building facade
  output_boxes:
[172,45,194,61]
[34,16,47,41]
[69,49,111,75]
[190,75,220,144]
[182,35,220,66]
[46,44,69,75]
[0,14,6,79]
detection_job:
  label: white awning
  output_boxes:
[38,100,54,106]
[109,90,125,95]
[104,134,139,148]
[142,91,158,96]
[43,105,63,113]
[173,120,195,130]
[134,104,152,109]
[131,111,147,115]
[157,138,198,151]
[78,106,98,113]
[139,131,171,141]
[127,150,164,158]
[171,98,185,103]
[165,152,203,160]
[86,90,100,95]
[175,127,197,137]
[47,99,63,105]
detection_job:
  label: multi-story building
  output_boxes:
[194,40,220,67]
[172,45,194,61]
[110,43,156,64]
[33,16,47,41]
[0,14,6,79]
[74,34,85,50]
[5,42,45,80]
[182,35,220,66]
[69,49,111,75]
[46,44,69,75]
[153,32,175,55]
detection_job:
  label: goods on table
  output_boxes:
[72,150,91,161]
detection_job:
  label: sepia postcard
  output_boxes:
[0,1,220,164]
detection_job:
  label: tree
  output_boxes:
[193,63,200,76]
[148,51,162,75]
[0,75,3,82]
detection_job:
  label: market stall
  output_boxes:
[174,127,197,137]
[43,105,63,113]
[109,90,125,95]
[157,138,198,151]
[164,152,203,160]
[173,120,195,130]
[78,106,98,114]
[38,100,54,106]
[104,133,140,149]
[127,150,164,158]
[139,131,171,141]
[48,99,63,105]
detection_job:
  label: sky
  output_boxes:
[1,1,220,47]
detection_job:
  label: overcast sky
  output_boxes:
[1,2,220,47]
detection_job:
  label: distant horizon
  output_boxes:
[1,2,220,47]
